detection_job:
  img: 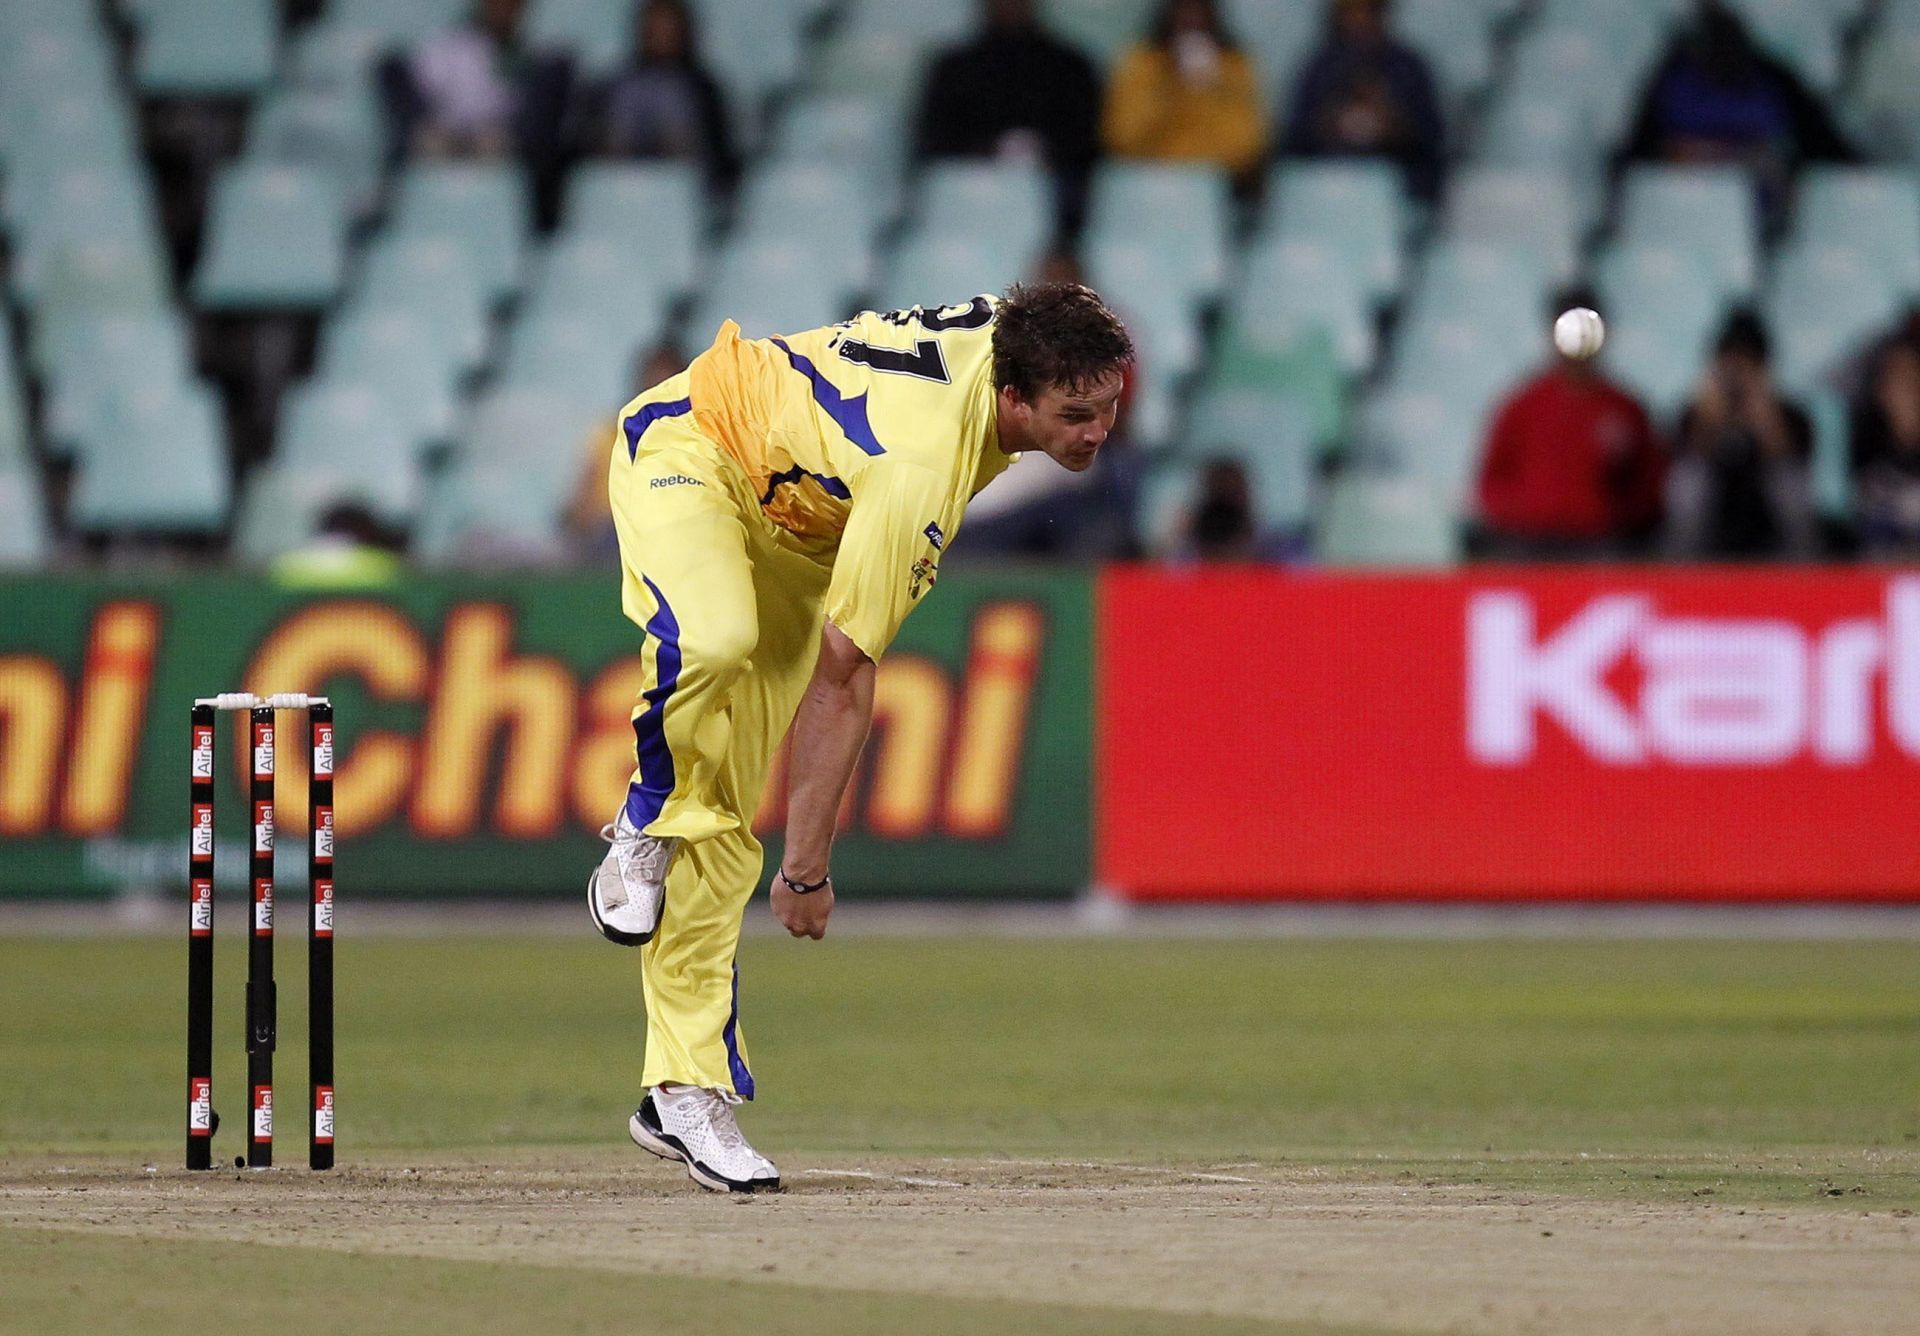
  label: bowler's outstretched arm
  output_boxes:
[771,621,874,939]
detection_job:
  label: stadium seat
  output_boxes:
[688,236,855,340]
[1728,0,1843,91]
[1618,165,1759,296]
[1806,388,1852,519]
[275,383,425,518]
[1228,237,1375,376]
[0,324,27,468]
[811,28,935,113]
[1219,0,1318,102]
[68,382,231,534]
[0,469,50,566]
[1382,311,1535,462]
[1086,239,1205,442]
[346,235,494,371]
[134,0,278,97]
[324,0,466,43]
[1397,0,1494,109]
[1505,23,1657,150]
[40,311,195,455]
[1849,31,1920,164]
[1405,241,1548,339]
[766,95,908,200]
[733,163,880,293]
[1205,321,1347,449]
[525,234,678,335]
[286,20,390,95]
[1262,162,1408,303]
[230,464,338,564]
[245,84,385,212]
[315,307,466,447]
[1133,455,1203,557]
[839,0,973,44]
[460,386,607,469]
[194,163,348,310]
[500,307,653,408]
[1185,388,1318,532]
[1087,163,1231,301]
[6,165,161,304]
[526,0,628,73]
[1043,0,1158,67]
[389,163,532,303]
[561,163,704,294]
[0,88,140,175]
[1442,168,1582,283]
[1594,243,1728,413]
[701,2,806,131]
[914,162,1054,268]
[878,233,1031,313]
[1358,384,1490,505]
[29,237,171,336]
[1766,243,1903,393]
[1790,167,1920,297]
[413,460,569,564]
[1315,472,1462,565]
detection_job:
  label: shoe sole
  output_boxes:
[587,874,655,947]
[628,1108,780,1195]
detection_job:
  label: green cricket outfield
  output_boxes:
[2,932,1917,1334]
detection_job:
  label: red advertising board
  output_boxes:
[1097,567,1920,901]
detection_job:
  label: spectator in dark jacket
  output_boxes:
[382,0,573,224]
[914,0,1103,238]
[1850,325,1920,556]
[575,0,740,195]
[1666,308,1818,558]
[1624,0,1852,227]
[1281,0,1445,200]
[1475,290,1667,559]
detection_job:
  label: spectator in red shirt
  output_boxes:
[1474,288,1667,559]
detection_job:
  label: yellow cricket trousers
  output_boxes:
[607,371,832,1098]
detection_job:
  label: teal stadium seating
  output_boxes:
[194,163,348,309]
[68,382,230,535]
[134,0,279,98]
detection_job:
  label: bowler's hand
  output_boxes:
[771,874,834,940]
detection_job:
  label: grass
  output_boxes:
[2,937,1917,1193]
[3,934,1917,1330]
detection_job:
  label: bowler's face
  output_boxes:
[1020,373,1126,472]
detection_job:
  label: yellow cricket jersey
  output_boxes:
[618,295,1019,661]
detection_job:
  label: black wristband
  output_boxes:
[779,869,830,895]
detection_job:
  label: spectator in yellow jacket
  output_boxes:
[1101,0,1267,189]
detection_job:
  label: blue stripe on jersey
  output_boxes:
[625,574,682,830]
[759,462,852,507]
[770,337,887,456]
[723,962,754,1100]
[623,397,692,461]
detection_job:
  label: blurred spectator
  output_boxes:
[1849,328,1920,557]
[1102,0,1267,192]
[1624,0,1852,226]
[574,0,740,195]
[1183,458,1257,560]
[270,503,406,587]
[565,341,691,561]
[382,0,574,221]
[1474,290,1666,560]
[914,0,1103,238]
[1280,0,1444,201]
[1666,309,1818,559]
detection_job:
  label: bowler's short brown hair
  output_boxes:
[993,282,1134,403]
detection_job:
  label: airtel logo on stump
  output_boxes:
[1468,579,1920,767]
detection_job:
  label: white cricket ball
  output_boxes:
[1553,307,1605,361]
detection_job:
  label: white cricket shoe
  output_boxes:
[586,811,677,946]
[628,1085,781,1193]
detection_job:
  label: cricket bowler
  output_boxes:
[585,282,1133,1192]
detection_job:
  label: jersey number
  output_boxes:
[837,337,950,384]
